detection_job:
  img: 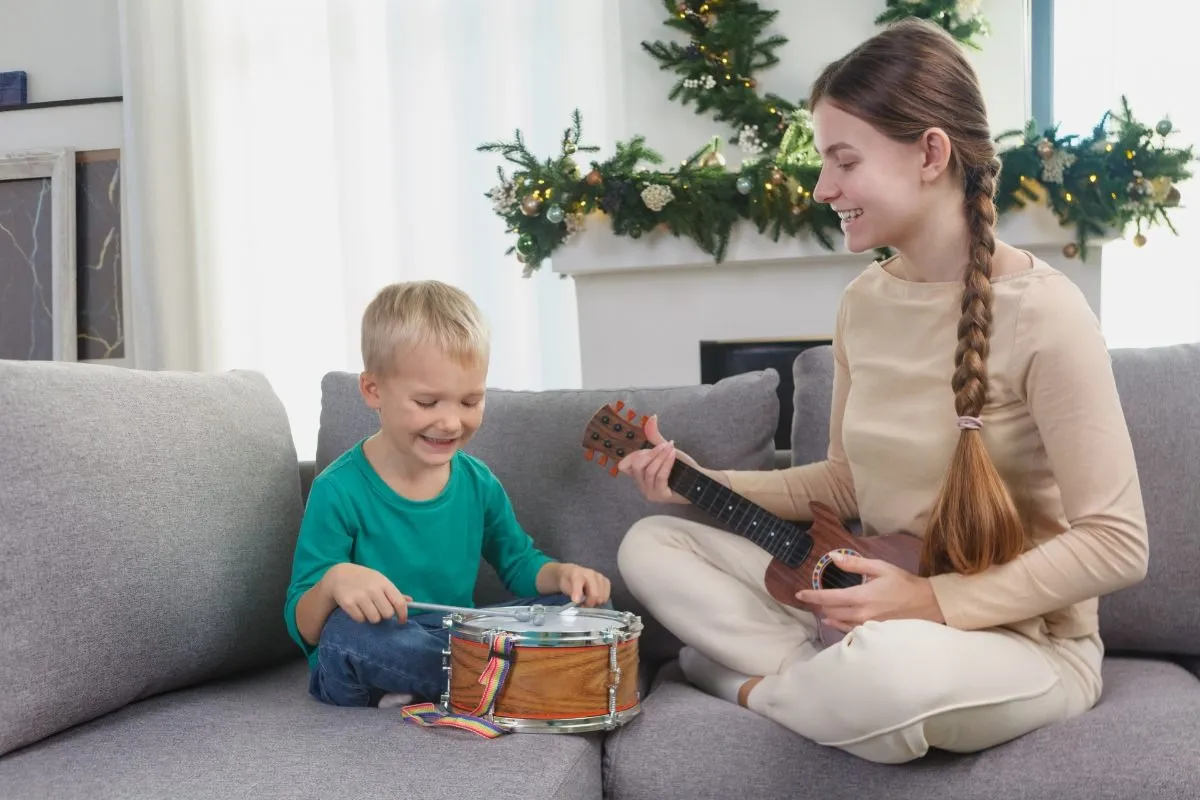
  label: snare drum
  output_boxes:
[440,605,643,734]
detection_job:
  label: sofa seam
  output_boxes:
[546,738,605,800]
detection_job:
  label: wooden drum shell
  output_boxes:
[444,611,643,733]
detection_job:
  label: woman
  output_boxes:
[615,19,1148,764]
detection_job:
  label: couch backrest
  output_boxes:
[0,361,304,757]
[792,343,1200,657]
[315,369,781,665]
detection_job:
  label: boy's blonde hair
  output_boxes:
[361,280,490,375]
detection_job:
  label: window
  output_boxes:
[1049,0,1200,347]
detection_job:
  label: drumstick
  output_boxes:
[406,601,509,616]
[407,600,583,617]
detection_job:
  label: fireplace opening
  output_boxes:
[700,338,833,451]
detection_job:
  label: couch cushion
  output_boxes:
[315,369,780,664]
[790,345,835,466]
[0,659,601,800]
[0,361,303,757]
[602,657,1200,800]
[1100,343,1200,655]
[790,342,1200,657]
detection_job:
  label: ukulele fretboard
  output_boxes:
[666,461,812,568]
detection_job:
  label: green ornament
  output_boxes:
[517,233,535,255]
[1156,118,1173,136]
[546,204,565,224]
[736,175,753,195]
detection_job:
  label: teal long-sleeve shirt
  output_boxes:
[284,440,553,666]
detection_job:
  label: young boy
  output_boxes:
[284,280,611,708]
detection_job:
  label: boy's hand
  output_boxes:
[323,562,410,624]
[554,562,612,607]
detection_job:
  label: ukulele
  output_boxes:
[581,401,924,647]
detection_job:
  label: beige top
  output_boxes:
[720,257,1148,639]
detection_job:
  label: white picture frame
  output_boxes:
[0,147,77,361]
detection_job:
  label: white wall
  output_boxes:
[0,0,123,152]
[610,0,1030,166]
[0,0,122,102]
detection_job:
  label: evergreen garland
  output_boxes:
[641,0,797,151]
[480,0,1194,275]
[874,0,989,49]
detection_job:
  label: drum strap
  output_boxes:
[399,632,517,739]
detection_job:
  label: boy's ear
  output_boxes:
[359,371,383,411]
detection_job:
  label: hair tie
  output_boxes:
[957,416,983,431]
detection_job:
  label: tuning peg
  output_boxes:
[598,454,609,466]
[640,414,649,426]
[625,409,635,421]
[615,400,625,412]
[584,450,594,461]
[609,465,618,476]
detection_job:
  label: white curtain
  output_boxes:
[119,0,615,458]
[1053,0,1200,348]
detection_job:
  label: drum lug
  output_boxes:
[440,614,454,711]
[605,639,621,728]
[440,646,452,710]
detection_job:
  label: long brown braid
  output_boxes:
[921,157,1024,576]
[810,20,1025,576]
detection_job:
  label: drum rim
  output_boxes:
[443,702,642,734]
[447,606,643,644]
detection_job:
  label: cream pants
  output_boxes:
[618,514,1104,764]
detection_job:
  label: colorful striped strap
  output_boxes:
[400,632,516,739]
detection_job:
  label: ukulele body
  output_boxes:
[764,501,925,647]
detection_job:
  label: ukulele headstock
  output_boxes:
[581,402,651,476]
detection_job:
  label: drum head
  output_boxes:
[451,606,634,642]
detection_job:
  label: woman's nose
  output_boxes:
[813,168,837,203]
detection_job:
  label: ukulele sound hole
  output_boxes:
[819,563,863,589]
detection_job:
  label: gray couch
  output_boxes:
[1,343,1198,799]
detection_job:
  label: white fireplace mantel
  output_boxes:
[553,204,1111,390]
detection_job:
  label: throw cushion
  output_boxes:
[0,361,303,757]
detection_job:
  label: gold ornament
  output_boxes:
[585,168,603,186]
[1133,233,1147,247]
[1062,242,1079,259]
[1151,176,1177,205]
[520,195,542,216]
[1166,186,1182,206]
[701,150,726,168]
[1036,138,1055,159]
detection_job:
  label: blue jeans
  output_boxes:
[309,594,580,707]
